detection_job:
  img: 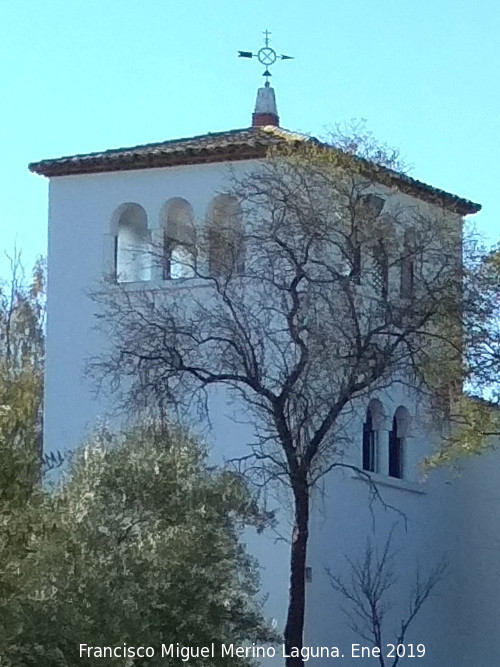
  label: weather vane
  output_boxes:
[238,30,294,86]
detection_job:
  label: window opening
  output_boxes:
[388,415,403,478]
[362,408,377,472]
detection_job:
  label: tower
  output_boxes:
[29,40,500,666]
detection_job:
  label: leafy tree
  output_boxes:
[0,250,45,472]
[0,255,272,666]
[423,240,500,467]
[91,133,478,665]
[0,252,46,644]
[0,424,274,666]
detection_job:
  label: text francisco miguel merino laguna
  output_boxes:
[80,642,426,660]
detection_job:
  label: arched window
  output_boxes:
[207,195,244,277]
[388,406,410,479]
[352,194,385,284]
[362,399,384,473]
[388,416,402,478]
[114,204,150,283]
[400,228,416,300]
[162,198,196,279]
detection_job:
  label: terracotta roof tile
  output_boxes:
[29,126,480,215]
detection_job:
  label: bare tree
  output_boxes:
[328,529,447,667]
[91,140,472,666]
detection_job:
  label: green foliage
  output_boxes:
[465,243,500,401]
[0,425,274,666]
[0,252,45,477]
[421,239,500,467]
[0,256,271,665]
[424,395,500,468]
[0,254,46,652]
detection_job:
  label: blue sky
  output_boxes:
[1,0,498,277]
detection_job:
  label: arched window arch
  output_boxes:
[113,203,150,283]
[207,195,244,277]
[400,228,416,300]
[388,406,410,478]
[162,198,196,279]
[362,398,384,472]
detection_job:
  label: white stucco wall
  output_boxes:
[305,392,462,665]
[43,157,498,665]
[45,159,292,641]
[46,160,260,452]
[447,447,500,665]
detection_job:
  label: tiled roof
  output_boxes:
[29,126,481,215]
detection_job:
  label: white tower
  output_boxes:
[30,69,499,666]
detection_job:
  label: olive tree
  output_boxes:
[0,424,273,666]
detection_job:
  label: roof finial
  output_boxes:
[238,30,294,86]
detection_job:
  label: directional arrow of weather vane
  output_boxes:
[238,29,294,85]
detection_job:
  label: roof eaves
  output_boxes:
[28,128,279,177]
[28,126,480,215]
[366,163,480,215]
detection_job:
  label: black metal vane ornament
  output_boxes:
[238,29,294,86]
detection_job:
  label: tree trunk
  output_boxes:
[284,478,309,667]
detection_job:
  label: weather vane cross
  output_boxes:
[238,30,294,86]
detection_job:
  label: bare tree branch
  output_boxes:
[328,528,447,667]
